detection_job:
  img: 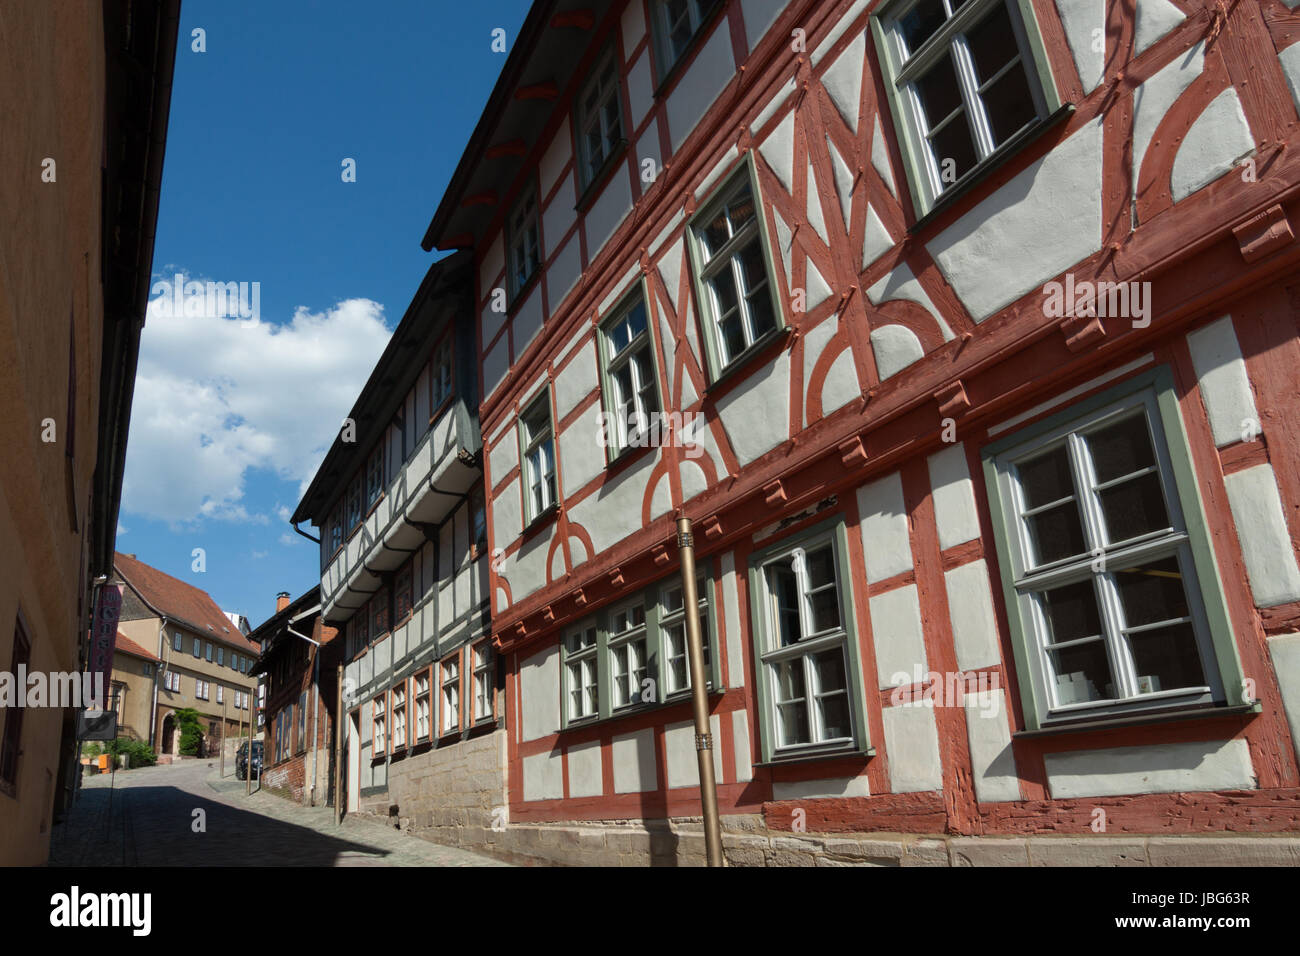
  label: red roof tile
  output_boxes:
[114,552,259,654]
[114,630,161,663]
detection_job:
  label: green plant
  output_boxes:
[174,708,204,756]
[104,737,157,768]
[81,742,102,758]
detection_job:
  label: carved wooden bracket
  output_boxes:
[608,567,625,588]
[573,587,587,608]
[702,514,723,540]
[652,544,671,566]
[934,381,971,418]
[1059,313,1106,352]
[839,435,868,468]
[1232,204,1294,263]
[542,605,555,624]
[764,479,787,507]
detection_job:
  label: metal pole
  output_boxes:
[309,645,320,807]
[677,515,723,866]
[246,689,252,796]
[220,697,226,778]
[334,663,344,825]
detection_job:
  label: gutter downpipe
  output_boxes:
[677,515,723,866]
[288,606,322,807]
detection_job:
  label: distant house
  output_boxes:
[113,553,260,755]
[249,589,341,805]
[109,632,161,744]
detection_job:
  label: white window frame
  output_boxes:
[563,623,600,722]
[473,643,494,722]
[873,0,1056,214]
[390,684,407,751]
[607,601,649,711]
[651,0,721,77]
[660,576,710,697]
[440,656,460,735]
[757,536,856,757]
[576,48,624,190]
[414,672,431,741]
[372,695,387,756]
[599,291,661,456]
[990,391,1225,723]
[519,391,557,522]
[507,190,541,300]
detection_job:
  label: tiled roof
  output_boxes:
[114,552,259,653]
[114,630,161,663]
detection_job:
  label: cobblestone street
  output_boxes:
[48,761,513,867]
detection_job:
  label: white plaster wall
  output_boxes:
[1132,42,1204,195]
[811,0,870,65]
[1135,0,1184,56]
[584,165,635,257]
[612,727,658,793]
[1171,87,1253,203]
[538,116,572,200]
[547,233,583,312]
[882,705,943,792]
[1278,42,1300,116]
[721,551,746,688]
[665,23,736,152]
[567,739,604,798]
[822,30,865,133]
[927,116,1105,322]
[870,584,928,688]
[483,335,510,399]
[1186,315,1258,448]
[732,709,754,782]
[740,0,787,52]
[542,171,578,258]
[963,689,1021,803]
[559,401,606,497]
[714,349,790,465]
[772,775,870,800]
[492,477,522,550]
[488,426,518,489]
[523,750,564,801]
[626,50,655,130]
[520,644,561,742]
[500,522,555,603]
[565,447,660,554]
[1055,0,1104,93]
[665,715,724,787]
[870,325,924,381]
[1223,464,1300,607]
[759,111,796,192]
[857,471,912,584]
[478,234,504,300]
[554,339,598,420]
[1266,632,1300,766]
[1044,739,1256,798]
[928,443,981,550]
[944,559,1002,671]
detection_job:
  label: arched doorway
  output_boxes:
[159,713,175,754]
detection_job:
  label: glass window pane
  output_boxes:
[1129,623,1206,693]
[813,649,846,692]
[1097,472,1169,540]
[928,113,978,183]
[899,0,947,53]
[1087,414,1157,484]
[805,546,836,589]
[914,52,964,131]
[1047,641,1116,704]
[1019,445,1075,508]
[965,3,1018,85]
[1025,502,1087,565]
[1114,557,1190,628]
[769,565,802,645]
[979,63,1037,147]
[818,693,852,740]
[1038,580,1102,645]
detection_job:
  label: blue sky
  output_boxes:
[118,0,532,629]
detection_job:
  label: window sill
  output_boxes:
[604,435,657,476]
[755,745,875,769]
[704,326,793,397]
[575,140,630,214]
[1014,700,1261,739]
[651,2,729,100]
[908,103,1075,236]
[521,502,559,540]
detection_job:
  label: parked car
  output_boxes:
[235,741,263,780]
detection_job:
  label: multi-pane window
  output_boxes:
[577,51,623,189]
[390,685,406,751]
[371,588,390,637]
[470,489,488,554]
[988,390,1226,724]
[758,537,855,754]
[875,0,1052,212]
[173,632,182,652]
[164,671,180,692]
[564,624,600,722]
[414,672,431,742]
[394,561,413,623]
[346,474,363,532]
[608,602,649,710]
[372,695,387,755]
[507,191,540,298]
[431,338,453,410]
[217,685,224,705]
[441,657,460,734]
[196,680,210,701]
[691,171,780,374]
[661,578,710,696]
[519,392,556,522]
[192,638,201,658]
[652,0,722,76]
[205,642,213,662]
[297,691,307,752]
[328,508,343,555]
[365,444,384,509]
[1,619,32,791]
[600,295,660,454]
[217,647,224,667]
[473,643,494,722]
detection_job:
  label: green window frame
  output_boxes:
[559,565,721,729]
[649,0,723,82]
[575,46,626,193]
[982,367,1251,732]
[747,518,872,763]
[871,0,1061,218]
[685,155,786,384]
[597,281,664,461]
[517,386,558,525]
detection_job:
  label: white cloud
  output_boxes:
[122,284,391,527]
[278,532,295,546]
